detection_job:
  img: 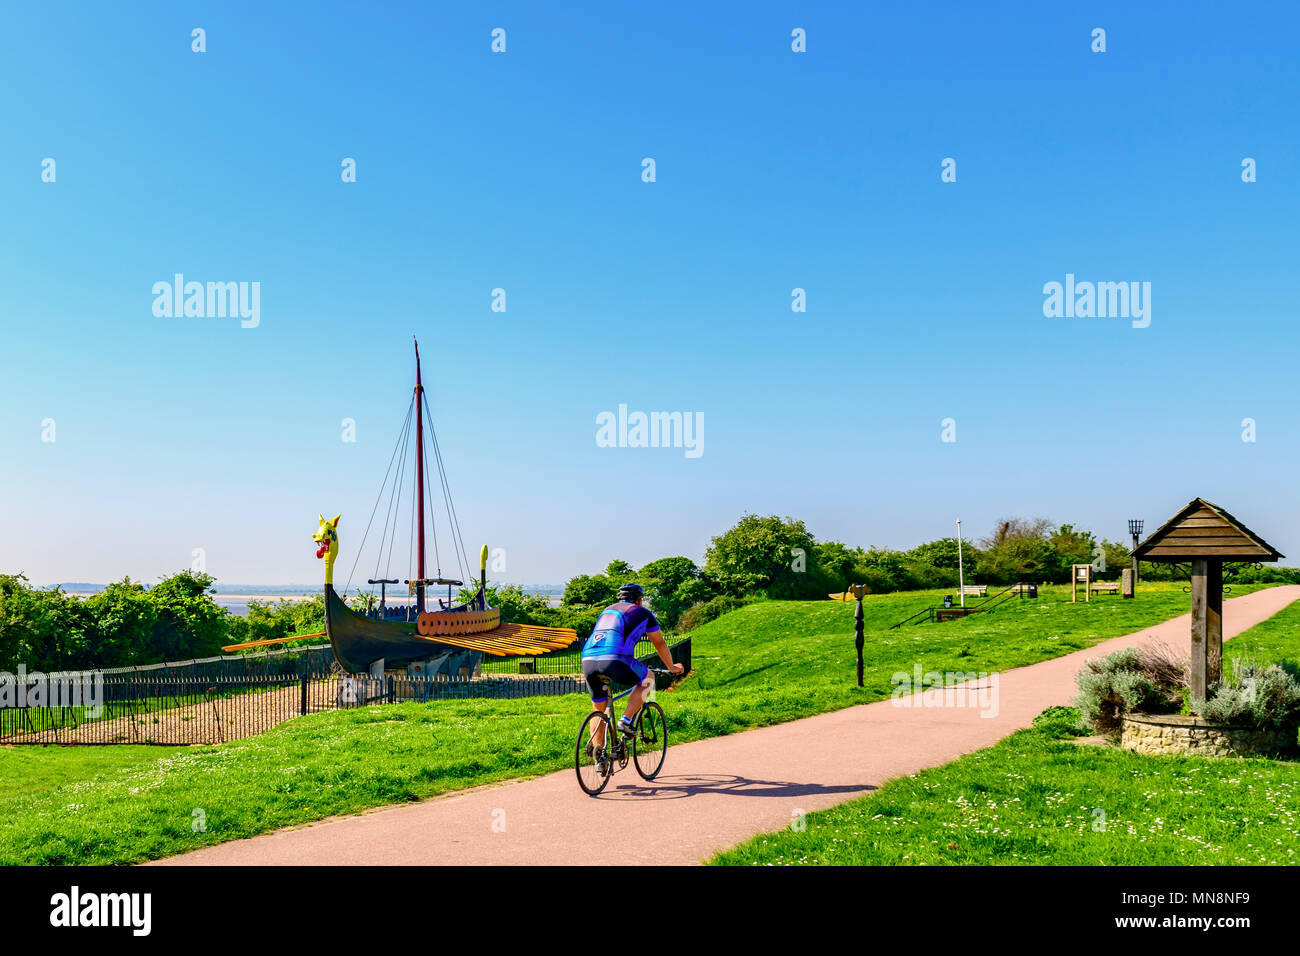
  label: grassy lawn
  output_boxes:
[711,707,1300,865]
[712,595,1300,866]
[0,582,1273,864]
[0,746,169,801]
[1221,595,1300,665]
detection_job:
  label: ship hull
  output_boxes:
[324,585,482,675]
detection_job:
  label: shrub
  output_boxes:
[676,595,751,632]
[562,573,617,607]
[703,515,822,598]
[539,604,605,641]
[1074,647,1183,734]
[229,592,328,648]
[1032,705,1089,738]
[641,557,711,630]
[1223,564,1300,585]
[1195,657,1300,730]
[1136,640,1189,691]
[1076,669,1159,734]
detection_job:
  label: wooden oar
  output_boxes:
[221,632,326,652]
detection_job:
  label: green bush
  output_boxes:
[1196,657,1300,730]
[0,571,231,671]
[640,557,712,630]
[1074,647,1183,734]
[562,573,617,606]
[539,604,604,641]
[676,595,752,632]
[1222,564,1300,585]
[226,592,328,647]
[1031,705,1089,738]
[703,515,827,599]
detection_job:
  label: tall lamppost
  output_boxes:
[1128,519,1144,584]
[956,519,965,607]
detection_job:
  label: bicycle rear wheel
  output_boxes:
[575,711,614,796]
[632,701,668,780]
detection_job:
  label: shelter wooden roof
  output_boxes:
[1131,498,1283,563]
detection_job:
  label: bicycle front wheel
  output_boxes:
[632,701,668,780]
[575,711,614,796]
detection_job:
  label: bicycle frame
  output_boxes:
[592,680,636,750]
[575,667,671,794]
[590,669,663,759]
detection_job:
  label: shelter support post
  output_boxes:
[1207,560,1223,687]
[1189,559,1208,701]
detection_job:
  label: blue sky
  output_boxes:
[2,1,1298,588]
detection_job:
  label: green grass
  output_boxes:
[0,582,1273,864]
[712,595,1300,866]
[711,707,1300,865]
[0,746,169,801]
[1221,595,1300,666]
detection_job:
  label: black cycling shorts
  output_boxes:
[582,656,649,703]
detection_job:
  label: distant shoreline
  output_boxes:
[42,584,565,617]
[43,584,565,596]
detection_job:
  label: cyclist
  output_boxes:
[582,583,684,754]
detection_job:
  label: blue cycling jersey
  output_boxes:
[581,602,660,659]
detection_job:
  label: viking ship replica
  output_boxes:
[230,339,576,677]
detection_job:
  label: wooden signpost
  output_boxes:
[1070,564,1092,603]
[1131,498,1282,702]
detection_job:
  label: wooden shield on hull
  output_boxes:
[324,585,481,675]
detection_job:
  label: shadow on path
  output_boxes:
[598,772,876,802]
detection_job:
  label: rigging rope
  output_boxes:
[343,396,415,599]
[342,370,475,613]
[418,387,444,580]
[424,398,472,585]
[371,400,414,599]
[407,421,416,605]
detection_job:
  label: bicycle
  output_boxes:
[574,668,670,796]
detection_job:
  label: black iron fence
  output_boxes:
[0,638,690,746]
[99,644,337,680]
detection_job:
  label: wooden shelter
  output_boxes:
[1131,498,1283,700]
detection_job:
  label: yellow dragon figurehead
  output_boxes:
[313,513,341,585]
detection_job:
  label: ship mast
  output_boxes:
[414,338,427,614]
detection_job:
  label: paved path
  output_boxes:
[155,586,1300,866]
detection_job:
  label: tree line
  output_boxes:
[5,512,1298,671]
[0,571,337,673]
[552,513,1300,631]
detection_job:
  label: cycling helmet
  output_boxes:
[617,582,644,602]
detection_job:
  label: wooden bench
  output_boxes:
[1090,582,1120,596]
[960,585,988,597]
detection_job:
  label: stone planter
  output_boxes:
[1121,713,1298,757]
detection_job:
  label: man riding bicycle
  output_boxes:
[582,583,684,750]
